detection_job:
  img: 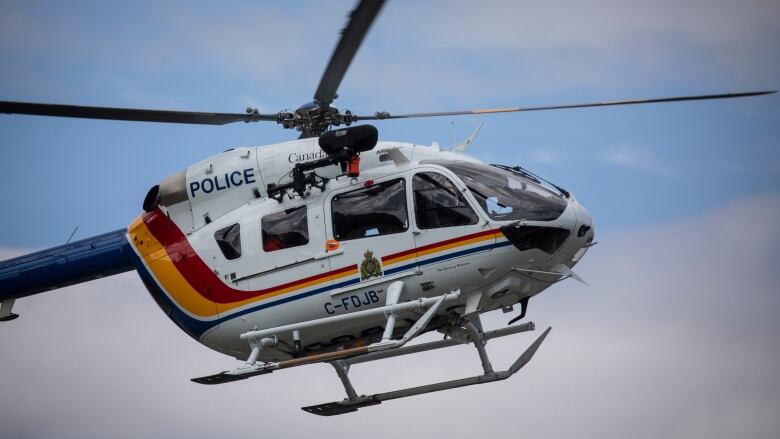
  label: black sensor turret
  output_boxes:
[319,124,378,156]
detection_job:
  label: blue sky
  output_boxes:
[0,0,777,248]
[0,1,779,438]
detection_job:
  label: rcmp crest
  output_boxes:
[360,250,383,281]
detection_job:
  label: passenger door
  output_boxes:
[324,176,417,310]
[229,201,331,324]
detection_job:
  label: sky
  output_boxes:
[0,0,778,437]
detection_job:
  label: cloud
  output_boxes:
[3,0,778,111]
[529,147,568,164]
[342,0,780,106]
[0,1,353,106]
[0,248,26,261]
[415,0,780,52]
[0,202,778,434]
[600,143,679,176]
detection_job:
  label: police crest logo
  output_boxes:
[360,250,383,281]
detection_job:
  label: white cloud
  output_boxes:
[600,143,679,176]
[415,0,780,52]
[341,0,780,106]
[0,248,26,260]
[529,147,567,164]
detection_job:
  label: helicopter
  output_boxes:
[0,0,775,416]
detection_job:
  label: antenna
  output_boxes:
[450,121,457,145]
[66,226,79,245]
[449,122,485,153]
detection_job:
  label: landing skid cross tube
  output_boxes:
[303,324,551,416]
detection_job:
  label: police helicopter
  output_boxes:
[0,0,775,416]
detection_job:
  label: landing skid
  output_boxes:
[191,367,271,385]
[303,325,551,416]
[190,286,552,415]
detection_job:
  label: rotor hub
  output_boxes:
[276,102,355,138]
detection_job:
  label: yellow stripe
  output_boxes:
[383,231,500,266]
[129,218,219,318]
[214,266,358,315]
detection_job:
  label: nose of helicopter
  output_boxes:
[570,200,595,264]
[498,198,595,268]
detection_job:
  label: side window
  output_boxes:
[332,178,408,241]
[214,223,241,260]
[262,206,309,252]
[413,172,479,229]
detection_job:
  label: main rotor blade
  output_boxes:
[0,101,278,125]
[355,91,777,121]
[313,0,385,107]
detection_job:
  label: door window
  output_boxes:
[214,223,242,260]
[332,178,408,241]
[413,172,479,229]
[261,205,309,252]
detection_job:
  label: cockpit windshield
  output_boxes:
[425,161,567,222]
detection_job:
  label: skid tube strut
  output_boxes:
[192,286,458,385]
[302,321,551,416]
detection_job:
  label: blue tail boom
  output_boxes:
[0,229,135,301]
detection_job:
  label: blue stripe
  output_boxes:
[133,254,213,339]
[133,239,513,339]
[384,240,512,275]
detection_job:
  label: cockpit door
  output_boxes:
[410,169,496,290]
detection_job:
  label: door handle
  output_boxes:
[315,248,344,260]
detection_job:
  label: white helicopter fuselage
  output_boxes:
[127,139,594,362]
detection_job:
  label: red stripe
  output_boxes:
[382,228,497,262]
[142,209,355,304]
